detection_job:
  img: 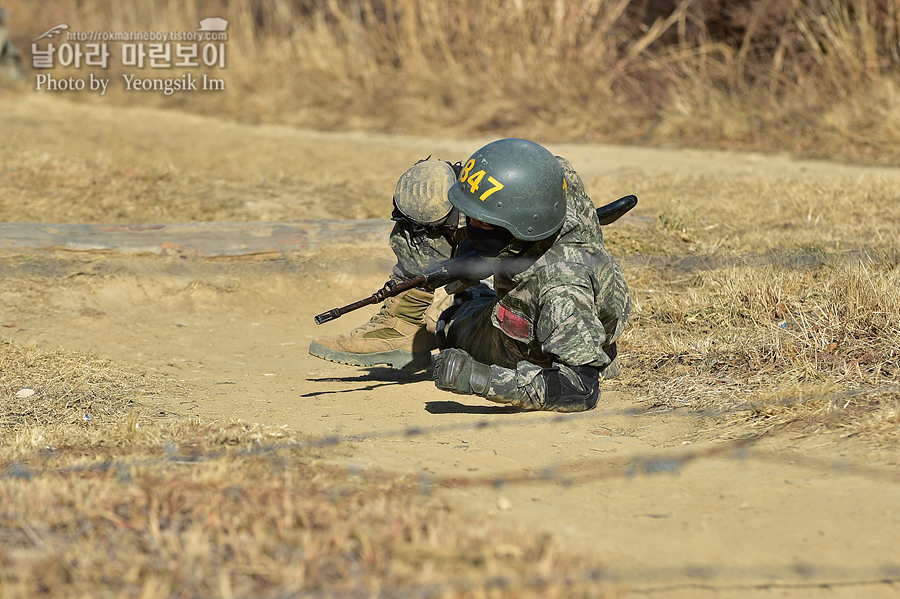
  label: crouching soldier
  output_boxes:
[310,139,631,412]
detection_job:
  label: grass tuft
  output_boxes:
[619,254,900,441]
[4,0,900,163]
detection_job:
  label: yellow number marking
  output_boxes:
[467,169,486,193]
[479,176,504,201]
[459,161,504,201]
[460,159,475,183]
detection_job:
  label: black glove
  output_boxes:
[433,348,491,396]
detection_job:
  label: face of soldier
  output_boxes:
[466,218,513,257]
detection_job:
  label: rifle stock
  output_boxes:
[313,195,638,325]
[597,194,638,225]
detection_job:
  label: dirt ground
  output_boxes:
[3,93,900,598]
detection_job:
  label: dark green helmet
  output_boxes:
[447,138,567,241]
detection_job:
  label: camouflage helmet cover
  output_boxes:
[448,138,567,241]
[393,159,458,225]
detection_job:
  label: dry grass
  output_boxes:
[0,148,388,223]
[617,254,900,441]
[1,340,605,598]
[604,174,900,254]
[0,339,187,458]
[0,152,276,223]
[4,0,900,163]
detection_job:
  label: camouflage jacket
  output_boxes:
[481,158,631,411]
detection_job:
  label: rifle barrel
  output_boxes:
[314,275,425,325]
[313,194,637,325]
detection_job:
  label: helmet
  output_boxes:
[393,159,458,225]
[447,138,567,241]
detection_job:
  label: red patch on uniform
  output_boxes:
[496,303,532,341]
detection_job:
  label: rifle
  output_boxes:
[596,194,638,225]
[313,194,638,325]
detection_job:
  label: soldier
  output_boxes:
[0,7,28,83]
[310,157,466,371]
[310,138,631,412]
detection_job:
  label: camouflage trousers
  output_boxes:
[435,283,621,380]
[434,284,518,369]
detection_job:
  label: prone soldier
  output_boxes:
[310,138,632,412]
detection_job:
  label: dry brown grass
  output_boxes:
[1,340,606,598]
[604,174,900,254]
[0,145,388,223]
[617,254,900,441]
[0,339,186,458]
[4,0,900,163]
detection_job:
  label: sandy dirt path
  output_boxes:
[2,94,900,597]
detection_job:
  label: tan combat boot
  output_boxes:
[309,288,437,370]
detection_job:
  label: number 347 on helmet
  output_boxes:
[448,138,568,242]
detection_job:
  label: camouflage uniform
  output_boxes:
[311,147,631,412]
[424,158,630,412]
[389,204,465,280]
[0,8,28,83]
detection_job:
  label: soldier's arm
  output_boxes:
[434,283,612,412]
[482,284,608,410]
[433,350,602,412]
[480,359,602,412]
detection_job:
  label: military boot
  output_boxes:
[309,287,437,370]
